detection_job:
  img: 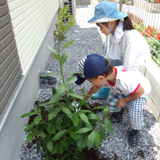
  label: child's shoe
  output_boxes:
[91,87,110,99]
[128,129,140,147]
[109,108,124,123]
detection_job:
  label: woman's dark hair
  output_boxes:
[118,16,135,31]
[97,16,134,31]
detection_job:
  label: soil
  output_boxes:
[26,100,108,160]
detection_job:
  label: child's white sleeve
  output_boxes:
[122,40,136,67]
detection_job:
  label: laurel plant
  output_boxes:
[21,5,113,160]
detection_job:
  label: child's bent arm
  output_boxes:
[83,85,101,100]
[117,85,144,108]
[87,85,102,95]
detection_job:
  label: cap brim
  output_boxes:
[88,13,128,23]
[88,17,118,23]
[75,74,86,85]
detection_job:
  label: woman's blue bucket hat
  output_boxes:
[88,1,128,23]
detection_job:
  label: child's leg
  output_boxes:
[126,97,147,147]
[107,91,125,123]
[126,97,146,130]
[107,91,124,112]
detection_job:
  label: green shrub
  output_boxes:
[21,5,113,160]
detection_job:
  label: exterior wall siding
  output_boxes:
[0,0,61,160]
[7,0,59,74]
[0,0,22,114]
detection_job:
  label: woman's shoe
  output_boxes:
[92,87,110,100]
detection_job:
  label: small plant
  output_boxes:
[134,23,160,66]
[21,5,113,160]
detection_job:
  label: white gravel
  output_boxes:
[19,5,160,160]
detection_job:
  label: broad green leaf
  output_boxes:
[105,119,113,135]
[82,136,87,148]
[60,37,67,40]
[52,87,57,95]
[45,156,51,160]
[61,153,71,160]
[33,106,40,113]
[62,107,73,119]
[99,123,106,140]
[68,130,78,140]
[92,106,105,110]
[51,144,58,155]
[61,39,74,50]
[62,135,67,148]
[24,122,35,132]
[39,92,63,106]
[47,140,53,152]
[63,5,68,14]
[87,113,100,120]
[78,112,89,124]
[76,127,92,134]
[46,45,57,54]
[59,84,67,93]
[77,138,83,151]
[48,108,61,120]
[47,125,55,134]
[69,19,74,28]
[56,116,63,125]
[26,132,36,142]
[36,137,42,154]
[52,130,66,141]
[59,8,63,16]
[87,131,95,150]
[73,113,79,127]
[69,93,83,99]
[103,106,109,116]
[48,93,64,104]
[94,130,100,147]
[66,77,77,85]
[83,101,91,109]
[60,52,68,66]
[33,115,41,125]
[21,111,36,118]
[52,53,60,60]
[44,105,54,112]
[80,88,85,93]
[37,129,46,138]
[58,143,63,155]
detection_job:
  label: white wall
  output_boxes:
[7,0,60,75]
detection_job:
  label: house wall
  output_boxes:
[0,0,22,118]
[0,0,62,160]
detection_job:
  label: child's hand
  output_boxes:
[117,98,127,108]
[83,96,89,100]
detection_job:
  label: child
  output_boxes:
[75,54,151,147]
[87,1,150,99]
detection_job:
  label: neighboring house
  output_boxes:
[0,0,64,160]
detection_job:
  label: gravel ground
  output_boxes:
[19,5,160,160]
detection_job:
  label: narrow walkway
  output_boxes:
[19,5,160,160]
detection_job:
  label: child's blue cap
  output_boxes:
[75,54,108,85]
[88,1,128,23]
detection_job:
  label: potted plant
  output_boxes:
[21,5,113,160]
